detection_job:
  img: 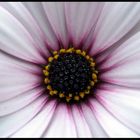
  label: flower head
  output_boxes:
[0,2,140,138]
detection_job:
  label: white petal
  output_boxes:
[42,2,69,48]
[0,87,44,116]
[64,2,104,47]
[0,2,50,59]
[100,32,140,88]
[0,6,46,63]
[71,105,92,137]
[81,103,108,137]
[89,99,139,137]
[23,2,59,51]
[89,2,140,56]
[11,100,56,138]
[44,104,77,138]
[0,52,41,102]
[0,96,46,137]
[97,84,140,135]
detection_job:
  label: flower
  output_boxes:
[0,2,140,138]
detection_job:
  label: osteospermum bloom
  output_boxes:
[0,2,140,138]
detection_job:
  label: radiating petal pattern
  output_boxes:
[64,2,104,46]
[89,2,140,56]
[44,104,77,138]
[0,2,51,59]
[0,96,46,137]
[22,2,60,51]
[0,51,41,102]
[100,32,140,88]
[0,2,140,138]
[0,88,44,116]
[11,100,56,138]
[81,103,108,137]
[0,6,48,64]
[42,2,69,48]
[89,99,139,137]
[71,105,92,137]
[96,84,140,136]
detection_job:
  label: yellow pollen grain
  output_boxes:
[79,92,85,98]
[81,51,86,56]
[47,85,52,90]
[87,86,91,90]
[94,70,98,74]
[60,49,66,53]
[85,90,90,94]
[44,78,50,84]
[48,57,53,62]
[90,62,95,67]
[49,91,54,96]
[76,49,81,54]
[74,95,80,101]
[59,93,65,98]
[66,48,73,53]
[86,55,90,60]
[45,65,49,70]
[92,73,97,80]
[69,93,73,97]
[90,58,94,62]
[53,90,58,95]
[53,51,58,55]
[90,81,95,86]
[43,70,49,76]
[54,54,59,59]
[66,96,71,102]
[71,48,75,52]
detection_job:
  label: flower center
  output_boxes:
[43,48,98,103]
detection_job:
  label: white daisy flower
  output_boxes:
[0,2,140,138]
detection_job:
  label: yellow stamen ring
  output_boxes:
[43,47,98,103]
